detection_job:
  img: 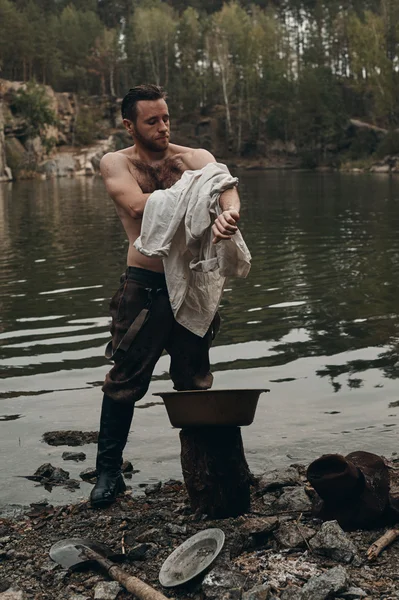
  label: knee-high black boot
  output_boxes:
[90,394,134,508]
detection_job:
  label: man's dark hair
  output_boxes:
[121,84,167,123]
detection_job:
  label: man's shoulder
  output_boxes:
[171,144,214,158]
[100,149,133,176]
[170,145,216,171]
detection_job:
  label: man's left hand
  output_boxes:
[212,209,240,244]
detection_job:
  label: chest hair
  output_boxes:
[131,158,183,193]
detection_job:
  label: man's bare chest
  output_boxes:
[129,158,185,194]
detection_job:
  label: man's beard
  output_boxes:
[133,127,169,153]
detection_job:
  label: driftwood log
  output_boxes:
[367,528,399,561]
[179,426,253,518]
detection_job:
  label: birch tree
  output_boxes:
[89,28,120,96]
[130,1,177,87]
[347,10,394,122]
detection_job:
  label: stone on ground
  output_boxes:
[299,565,349,600]
[93,581,122,600]
[310,520,359,563]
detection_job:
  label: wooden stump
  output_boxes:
[179,426,253,519]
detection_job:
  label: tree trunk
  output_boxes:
[109,64,116,97]
[179,427,253,519]
[246,78,252,129]
[220,69,231,138]
[237,82,243,154]
[164,38,169,88]
[145,31,159,86]
[215,39,232,138]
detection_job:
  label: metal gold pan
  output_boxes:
[159,528,225,587]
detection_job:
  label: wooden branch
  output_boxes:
[295,512,312,554]
[367,528,399,561]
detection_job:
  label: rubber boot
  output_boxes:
[90,394,134,508]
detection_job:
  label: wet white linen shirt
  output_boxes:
[134,162,251,337]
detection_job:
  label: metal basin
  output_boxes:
[153,388,268,428]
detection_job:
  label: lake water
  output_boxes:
[2,171,399,508]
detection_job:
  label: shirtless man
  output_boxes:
[90,84,241,508]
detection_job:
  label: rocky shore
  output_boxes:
[2,459,399,600]
[2,78,399,183]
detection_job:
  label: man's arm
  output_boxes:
[100,152,150,219]
[213,187,240,244]
[178,149,241,244]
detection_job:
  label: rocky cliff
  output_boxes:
[0,79,123,180]
[0,90,12,182]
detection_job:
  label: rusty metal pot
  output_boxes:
[153,388,268,427]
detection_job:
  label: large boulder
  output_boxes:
[5,137,28,174]
[39,152,75,177]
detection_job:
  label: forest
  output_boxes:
[1,0,399,163]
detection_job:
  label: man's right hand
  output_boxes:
[212,209,240,244]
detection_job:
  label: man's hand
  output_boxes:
[212,209,240,244]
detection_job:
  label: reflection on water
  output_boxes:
[1,172,399,504]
